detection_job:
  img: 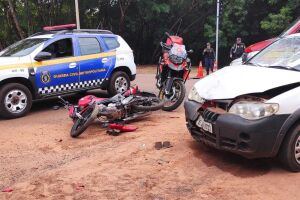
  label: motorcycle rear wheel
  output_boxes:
[132,95,164,112]
[159,79,186,111]
[70,104,99,138]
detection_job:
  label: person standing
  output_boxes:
[202,42,215,75]
[230,37,245,60]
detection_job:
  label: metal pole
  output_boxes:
[75,0,80,29]
[216,0,220,68]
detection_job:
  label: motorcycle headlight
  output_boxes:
[188,87,205,104]
[229,101,279,120]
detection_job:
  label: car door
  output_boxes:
[77,37,109,89]
[34,36,79,95]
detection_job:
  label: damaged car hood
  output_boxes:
[194,65,300,100]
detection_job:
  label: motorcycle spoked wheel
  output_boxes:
[159,79,186,112]
[70,103,99,138]
[131,95,164,112]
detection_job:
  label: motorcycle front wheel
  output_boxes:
[70,103,99,138]
[159,79,186,111]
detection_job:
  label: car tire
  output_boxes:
[279,124,300,172]
[108,71,130,96]
[0,83,32,119]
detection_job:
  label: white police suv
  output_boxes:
[0,24,136,119]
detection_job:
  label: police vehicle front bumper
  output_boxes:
[184,100,288,159]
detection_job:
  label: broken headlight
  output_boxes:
[229,101,279,120]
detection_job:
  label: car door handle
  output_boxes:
[69,63,77,68]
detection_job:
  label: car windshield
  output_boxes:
[0,38,48,57]
[279,17,300,37]
[248,36,300,70]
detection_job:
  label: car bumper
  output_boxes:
[184,100,288,159]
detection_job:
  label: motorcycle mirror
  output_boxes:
[188,49,194,54]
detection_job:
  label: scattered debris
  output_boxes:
[107,124,138,136]
[162,141,173,148]
[155,142,163,150]
[74,183,85,191]
[2,188,13,193]
[155,141,173,150]
[170,116,180,119]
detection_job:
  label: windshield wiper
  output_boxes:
[267,65,299,71]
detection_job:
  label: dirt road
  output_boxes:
[1,68,299,200]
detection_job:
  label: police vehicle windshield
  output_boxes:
[0,38,48,57]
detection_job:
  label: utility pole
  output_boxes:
[216,0,220,68]
[75,0,80,29]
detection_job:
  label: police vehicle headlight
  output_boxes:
[188,87,204,104]
[229,101,279,120]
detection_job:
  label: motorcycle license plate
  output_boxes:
[196,116,213,133]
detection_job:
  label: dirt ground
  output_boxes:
[1,67,300,200]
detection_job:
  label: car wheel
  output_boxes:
[0,83,32,119]
[279,124,300,172]
[108,71,130,96]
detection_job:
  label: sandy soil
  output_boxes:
[0,70,299,200]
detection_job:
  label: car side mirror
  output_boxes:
[34,52,52,62]
[188,49,194,54]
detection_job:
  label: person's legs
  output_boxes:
[204,58,209,75]
[209,59,214,73]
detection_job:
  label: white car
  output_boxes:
[0,25,136,119]
[185,33,300,171]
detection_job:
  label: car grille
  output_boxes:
[202,109,219,123]
[188,108,238,150]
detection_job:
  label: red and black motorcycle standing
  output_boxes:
[156,32,193,111]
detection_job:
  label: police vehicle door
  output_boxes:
[35,37,79,95]
[77,37,108,89]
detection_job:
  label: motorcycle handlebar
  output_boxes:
[165,32,171,38]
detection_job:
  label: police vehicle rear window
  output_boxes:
[0,38,48,57]
[103,37,120,50]
[78,37,102,55]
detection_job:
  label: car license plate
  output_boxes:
[196,116,213,133]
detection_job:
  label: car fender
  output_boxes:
[115,53,136,75]
[0,68,29,82]
[266,86,300,156]
[271,108,300,156]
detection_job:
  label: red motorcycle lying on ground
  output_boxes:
[156,32,193,111]
[59,86,163,138]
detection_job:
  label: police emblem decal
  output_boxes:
[41,71,51,84]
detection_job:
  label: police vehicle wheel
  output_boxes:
[279,124,300,172]
[0,83,32,119]
[108,71,130,96]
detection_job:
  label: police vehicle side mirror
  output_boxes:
[188,49,194,54]
[34,52,52,62]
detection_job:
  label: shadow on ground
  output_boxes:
[188,140,287,177]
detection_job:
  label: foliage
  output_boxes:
[0,0,299,65]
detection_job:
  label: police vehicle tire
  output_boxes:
[108,71,130,96]
[279,124,300,172]
[0,83,32,119]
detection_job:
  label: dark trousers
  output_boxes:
[204,58,214,75]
